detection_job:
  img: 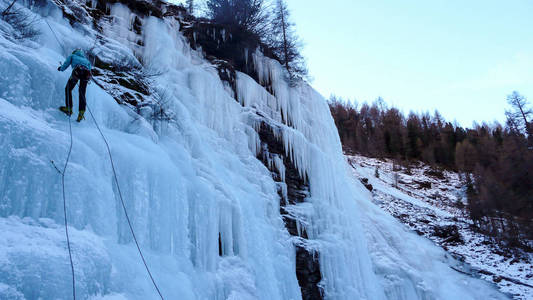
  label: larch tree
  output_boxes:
[505,91,531,138]
[270,0,307,80]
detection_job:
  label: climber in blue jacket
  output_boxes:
[57,49,92,122]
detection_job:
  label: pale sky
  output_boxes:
[286,0,533,126]
[177,0,533,127]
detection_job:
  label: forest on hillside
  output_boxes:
[329,92,533,250]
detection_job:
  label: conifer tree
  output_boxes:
[206,0,268,37]
[505,91,532,146]
[270,0,307,79]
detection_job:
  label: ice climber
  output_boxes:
[57,49,92,122]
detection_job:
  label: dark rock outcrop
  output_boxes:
[433,225,463,244]
[257,123,323,300]
[359,177,373,191]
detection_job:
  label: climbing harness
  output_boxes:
[43,15,164,300]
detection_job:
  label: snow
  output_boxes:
[348,154,533,299]
[0,1,513,299]
[353,158,452,218]
[0,216,110,299]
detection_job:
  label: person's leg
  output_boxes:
[78,80,87,112]
[64,76,77,114]
[76,68,89,122]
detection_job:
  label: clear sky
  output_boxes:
[286,0,533,127]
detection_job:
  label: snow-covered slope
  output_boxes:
[348,155,533,299]
[0,1,510,299]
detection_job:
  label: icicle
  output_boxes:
[273,155,285,182]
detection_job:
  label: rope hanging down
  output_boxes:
[44,18,67,56]
[62,116,76,300]
[50,117,76,300]
[87,104,165,300]
[44,17,77,300]
[43,15,164,299]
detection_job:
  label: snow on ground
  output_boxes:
[348,154,533,300]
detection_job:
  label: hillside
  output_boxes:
[348,154,533,299]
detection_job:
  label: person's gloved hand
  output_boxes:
[57,66,61,71]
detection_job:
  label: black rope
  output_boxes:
[87,104,164,300]
[42,15,77,300]
[62,116,76,299]
[44,18,67,56]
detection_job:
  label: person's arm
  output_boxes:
[58,55,73,72]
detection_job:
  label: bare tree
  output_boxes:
[506,92,531,130]
[1,0,18,16]
[506,91,532,146]
[2,5,41,40]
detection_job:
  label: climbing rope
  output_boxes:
[62,116,76,300]
[44,18,67,56]
[87,104,165,300]
[50,116,76,300]
[43,13,164,299]
[43,16,77,300]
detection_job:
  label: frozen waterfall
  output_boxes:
[0,1,508,299]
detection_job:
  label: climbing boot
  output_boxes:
[59,106,73,116]
[76,110,85,122]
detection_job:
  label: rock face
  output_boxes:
[179,13,325,298]
[433,225,463,244]
[360,177,373,191]
[257,122,323,300]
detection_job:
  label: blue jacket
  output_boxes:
[59,50,92,72]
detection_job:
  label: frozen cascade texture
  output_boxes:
[0,2,508,300]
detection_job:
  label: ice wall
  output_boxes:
[238,52,509,299]
[0,1,508,300]
[0,3,300,300]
